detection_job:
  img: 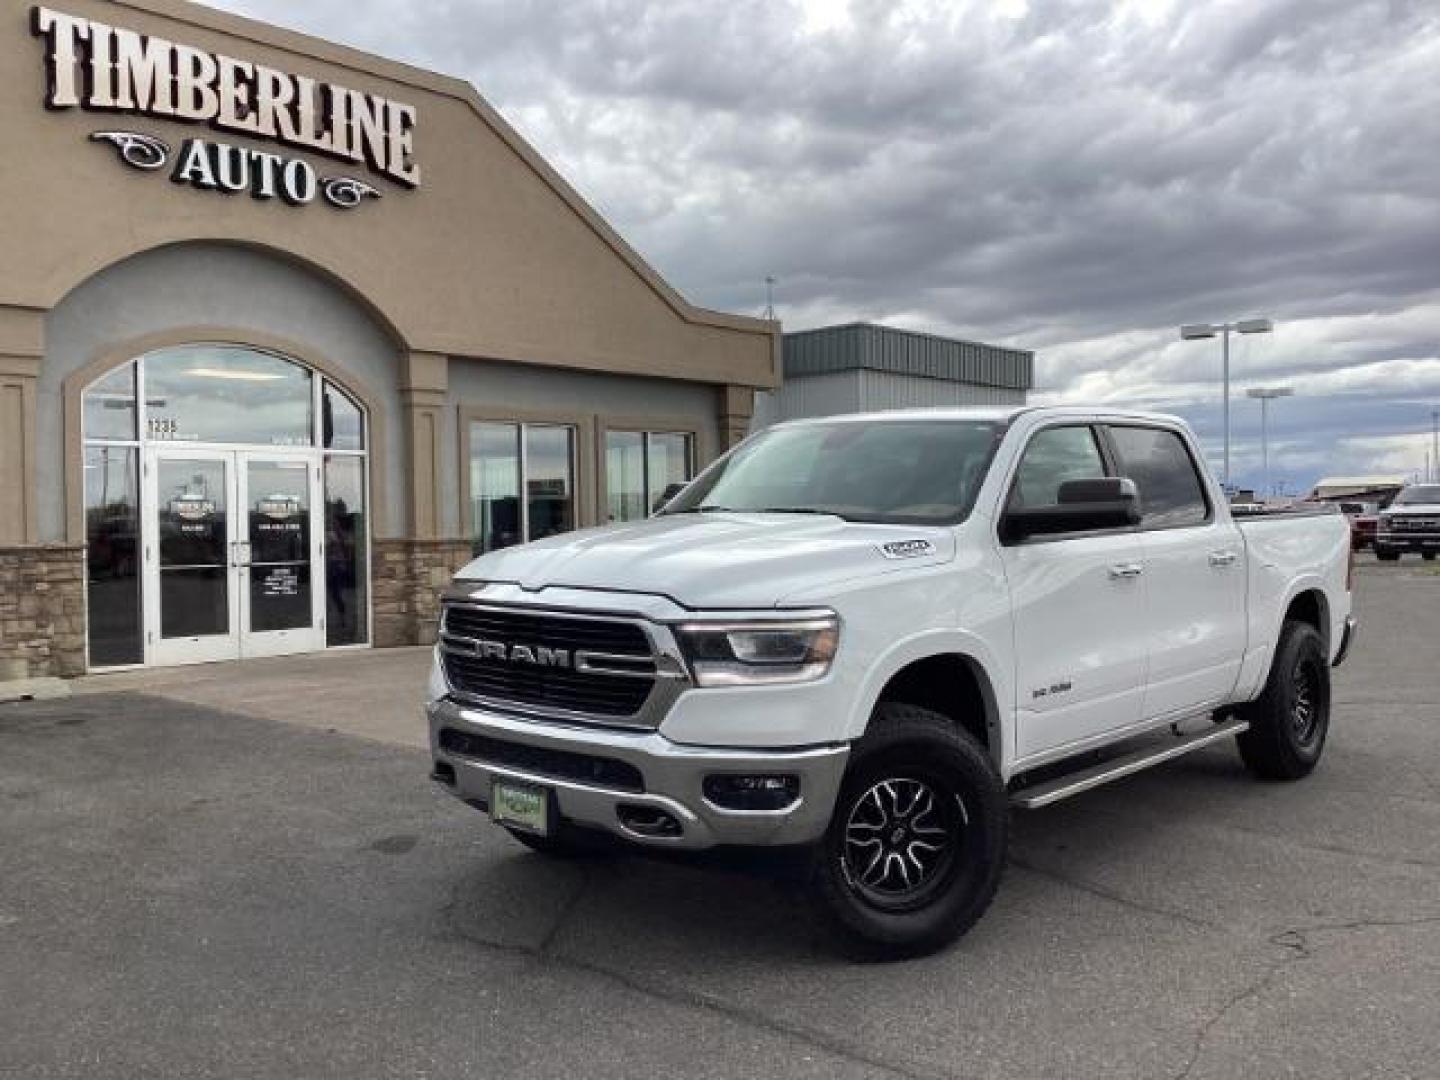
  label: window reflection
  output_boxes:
[526,426,575,542]
[605,430,694,522]
[144,345,312,446]
[322,382,365,451]
[324,456,368,646]
[83,362,137,442]
[84,446,142,665]
[471,422,521,555]
[605,431,645,522]
[469,421,576,553]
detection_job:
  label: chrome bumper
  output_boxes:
[1333,616,1358,668]
[427,698,850,851]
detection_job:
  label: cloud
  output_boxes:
[207,0,1440,491]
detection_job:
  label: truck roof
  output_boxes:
[773,405,1189,428]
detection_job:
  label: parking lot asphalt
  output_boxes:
[2,557,1438,1079]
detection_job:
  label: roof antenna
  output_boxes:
[763,275,776,321]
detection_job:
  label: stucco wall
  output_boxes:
[41,242,405,541]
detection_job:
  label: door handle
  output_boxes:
[1108,562,1144,580]
[1208,550,1239,568]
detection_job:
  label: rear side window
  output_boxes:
[1009,426,1108,510]
[1108,426,1210,528]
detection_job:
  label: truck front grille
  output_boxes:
[440,604,656,720]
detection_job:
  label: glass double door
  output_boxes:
[143,448,324,665]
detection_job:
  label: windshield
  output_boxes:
[663,420,1003,525]
[1394,485,1440,505]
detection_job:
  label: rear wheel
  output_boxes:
[812,702,1007,959]
[1424,553,1436,562]
[1236,621,1331,780]
[1375,548,1400,562]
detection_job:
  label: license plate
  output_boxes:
[491,779,550,836]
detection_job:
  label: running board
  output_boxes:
[1010,717,1250,810]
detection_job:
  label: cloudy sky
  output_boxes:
[212,0,1440,494]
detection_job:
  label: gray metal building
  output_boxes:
[753,323,1033,428]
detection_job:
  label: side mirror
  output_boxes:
[1003,477,1141,543]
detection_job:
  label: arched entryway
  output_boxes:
[82,343,370,668]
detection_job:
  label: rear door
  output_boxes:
[998,423,1150,762]
[1104,424,1247,719]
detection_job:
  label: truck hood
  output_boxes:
[455,513,956,609]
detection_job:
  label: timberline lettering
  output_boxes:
[32,5,420,188]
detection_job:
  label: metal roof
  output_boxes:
[783,322,1034,391]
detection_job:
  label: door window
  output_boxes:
[1107,426,1210,528]
[1009,426,1108,510]
[245,460,312,633]
[156,457,230,639]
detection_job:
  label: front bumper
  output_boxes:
[427,698,850,851]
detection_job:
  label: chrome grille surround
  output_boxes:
[438,600,689,731]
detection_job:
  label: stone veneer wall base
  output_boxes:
[0,545,86,679]
[372,538,473,648]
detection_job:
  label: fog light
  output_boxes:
[703,774,800,811]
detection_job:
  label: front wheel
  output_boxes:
[811,702,1008,959]
[1424,553,1436,562]
[1375,548,1400,562]
[1236,620,1331,780]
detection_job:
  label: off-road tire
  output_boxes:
[1236,620,1331,781]
[812,702,1008,959]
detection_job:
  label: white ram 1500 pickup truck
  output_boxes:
[427,407,1355,956]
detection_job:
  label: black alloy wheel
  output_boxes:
[841,776,964,912]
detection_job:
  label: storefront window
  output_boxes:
[526,425,575,542]
[79,347,371,669]
[324,455,368,646]
[605,431,645,523]
[84,446,142,665]
[469,421,576,554]
[322,382,365,451]
[83,362,137,442]
[143,345,312,446]
[605,431,694,522]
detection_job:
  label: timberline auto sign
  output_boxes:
[31,6,420,211]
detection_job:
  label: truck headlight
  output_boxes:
[674,616,840,687]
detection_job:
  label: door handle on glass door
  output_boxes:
[1108,563,1144,580]
[1208,550,1238,567]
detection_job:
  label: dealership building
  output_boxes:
[0,2,778,679]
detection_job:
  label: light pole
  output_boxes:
[1246,386,1293,497]
[1180,318,1275,491]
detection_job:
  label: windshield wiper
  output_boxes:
[755,507,841,516]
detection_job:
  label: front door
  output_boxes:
[144,448,323,666]
[997,424,1151,763]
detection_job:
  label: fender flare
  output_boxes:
[845,629,1012,772]
[1239,576,1332,699]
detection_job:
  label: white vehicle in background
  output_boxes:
[1374,483,1440,561]
[427,407,1355,957]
